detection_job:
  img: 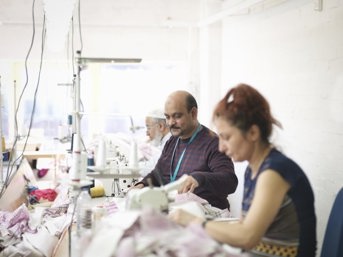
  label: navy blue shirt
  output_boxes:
[243,148,317,257]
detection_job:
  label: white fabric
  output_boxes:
[83,210,140,257]
[83,228,124,257]
[23,226,58,257]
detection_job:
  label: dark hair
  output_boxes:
[213,83,282,142]
[185,93,198,112]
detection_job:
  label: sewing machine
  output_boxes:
[125,175,188,212]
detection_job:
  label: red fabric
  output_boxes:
[29,189,57,202]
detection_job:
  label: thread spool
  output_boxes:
[128,139,138,170]
[90,186,105,198]
[1,136,5,152]
[70,133,81,181]
[92,206,106,233]
[80,151,87,179]
[96,138,106,169]
[57,125,64,140]
[82,209,92,229]
[87,151,95,166]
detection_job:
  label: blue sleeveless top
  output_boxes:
[242,148,316,257]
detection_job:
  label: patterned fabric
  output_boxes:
[0,185,73,256]
[42,204,69,219]
[252,241,298,257]
[0,204,37,248]
[103,199,119,214]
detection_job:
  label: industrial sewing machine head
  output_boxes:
[125,175,188,212]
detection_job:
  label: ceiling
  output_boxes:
[0,0,294,57]
[0,0,228,29]
[1,0,289,29]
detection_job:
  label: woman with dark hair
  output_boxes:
[169,84,317,257]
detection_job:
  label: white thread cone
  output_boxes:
[128,139,138,170]
[96,138,107,169]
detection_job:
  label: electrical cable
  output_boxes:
[71,17,75,76]
[74,0,86,151]
[67,18,75,80]
[0,0,36,197]
[0,2,47,198]
[15,16,46,167]
[77,0,83,53]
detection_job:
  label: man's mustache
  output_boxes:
[170,126,180,130]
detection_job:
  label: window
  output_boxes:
[9,61,188,141]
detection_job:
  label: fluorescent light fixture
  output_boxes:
[78,57,142,64]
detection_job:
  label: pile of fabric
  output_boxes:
[83,206,241,257]
[0,184,72,257]
[29,187,58,204]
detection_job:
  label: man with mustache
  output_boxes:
[132,90,238,210]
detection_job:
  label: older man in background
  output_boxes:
[139,109,171,176]
[145,109,171,149]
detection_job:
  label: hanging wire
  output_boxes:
[0,1,47,198]
[77,0,83,53]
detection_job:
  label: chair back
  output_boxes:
[320,187,343,257]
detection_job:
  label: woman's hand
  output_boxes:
[169,208,204,227]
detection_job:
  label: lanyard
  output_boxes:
[170,124,202,182]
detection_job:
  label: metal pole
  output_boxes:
[69,50,82,181]
[75,50,81,138]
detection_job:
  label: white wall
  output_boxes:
[218,0,343,255]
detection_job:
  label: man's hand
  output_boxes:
[178,175,199,194]
[128,183,145,191]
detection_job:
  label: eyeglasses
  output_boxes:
[146,123,158,130]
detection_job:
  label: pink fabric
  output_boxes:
[29,188,57,202]
[0,204,36,247]
[0,184,72,256]
[108,208,240,257]
[103,199,119,215]
[37,168,49,178]
[174,192,209,204]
